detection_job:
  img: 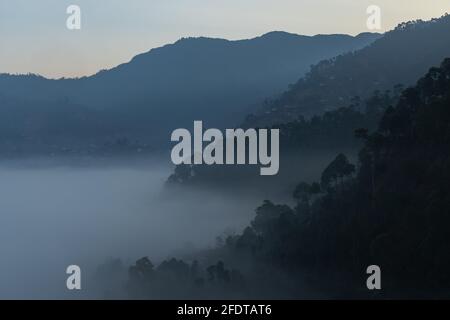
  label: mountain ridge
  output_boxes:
[0,30,380,154]
[245,14,450,126]
[0,31,380,81]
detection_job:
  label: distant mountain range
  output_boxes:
[3,15,450,157]
[245,14,450,127]
[0,31,379,154]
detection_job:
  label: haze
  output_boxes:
[0,158,264,298]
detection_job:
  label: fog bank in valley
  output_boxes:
[0,157,261,299]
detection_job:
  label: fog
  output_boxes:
[0,157,262,299]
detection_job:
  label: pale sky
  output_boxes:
[0,0,448,79]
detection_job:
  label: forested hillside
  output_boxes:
[124,58,450,299]
[0,32,379,155]
[246,14,450,126]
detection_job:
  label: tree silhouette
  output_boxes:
[321,153,355,190]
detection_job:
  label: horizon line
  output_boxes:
[0,30,382,81]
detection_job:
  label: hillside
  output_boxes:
[0,32,379,155]
[245,14,450,126]
[140,58,450,298]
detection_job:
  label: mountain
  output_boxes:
[167,87,398,190]
[245,14,450,127]
[156,58,450,299]
[0,32,379,154]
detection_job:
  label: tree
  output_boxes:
[321,153,355,190]
[129,257,154,281]
[236,226,259,253]
[293,182,321,204]
[167,164,192,184]
[251,200,295,236]
[128,257,155,296]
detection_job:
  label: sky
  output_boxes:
[0,0,448,79]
